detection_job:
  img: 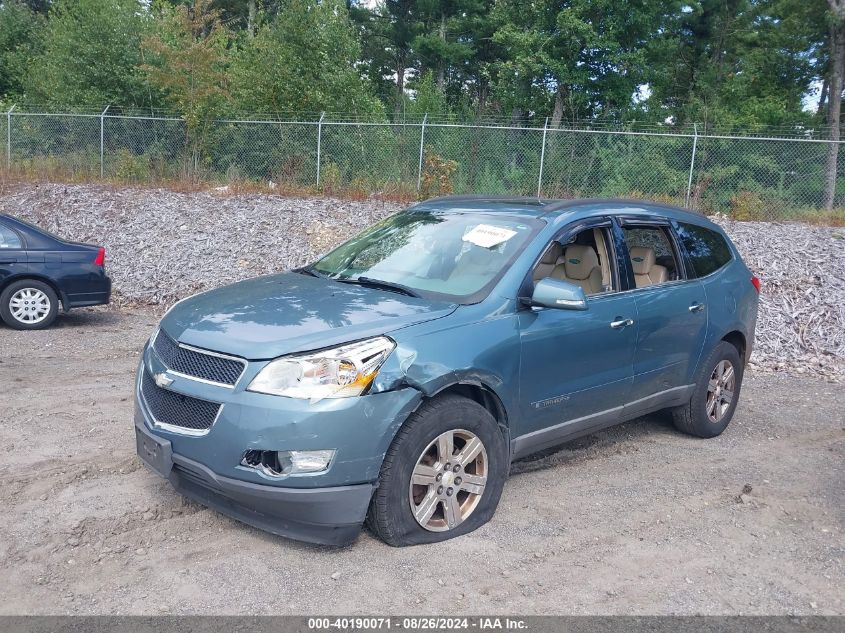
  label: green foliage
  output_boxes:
[0,1,44,100]
[405,71,451,118]
[26,0,150,108]
[229,0,382,116]
[730,191,766,220]
[112,148,151,182]
[142,0,230,170]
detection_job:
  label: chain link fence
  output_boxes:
[2,107,844,222]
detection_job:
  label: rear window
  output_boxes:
[0,223,22,249]
[675,222,732,277]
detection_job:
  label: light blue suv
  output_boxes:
[135,197,759,546]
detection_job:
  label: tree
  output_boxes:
[492,0,665,125]
[350,0,423,115]
[229,0,382,116]
[824,0,845,209]
[142,0,230,169]
[0,1,45,100]
[26,0,150,108]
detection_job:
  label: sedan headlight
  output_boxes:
[247,337,395,401]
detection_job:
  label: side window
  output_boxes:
[0,223,22,249]
[622,225,680,288]
[532,227,616,296]
[675,222,732,278]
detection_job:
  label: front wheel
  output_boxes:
[0,280,59,330]
[367,394,508,546]
[672,341,744,438]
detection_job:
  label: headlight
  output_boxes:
[247,336,395,401]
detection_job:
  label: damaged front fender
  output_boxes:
[370,310,522,436]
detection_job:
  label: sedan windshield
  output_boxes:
[310,210,542,303]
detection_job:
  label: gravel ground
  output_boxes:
[0,308,843,615]
[1,183,843,380]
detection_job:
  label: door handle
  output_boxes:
[689,302,706,313]
[610,318,634,329]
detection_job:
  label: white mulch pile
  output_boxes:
[1,183,842,380]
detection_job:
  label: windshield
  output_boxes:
[310,210,542,303]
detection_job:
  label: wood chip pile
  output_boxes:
[713,217,844,380]
[2,184,842,380]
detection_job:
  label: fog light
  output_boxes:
[278,450,335,474]
[241,449,336,477]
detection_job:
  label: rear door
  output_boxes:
[616,218,707,414]
[0,221,28,284]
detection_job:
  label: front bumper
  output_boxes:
[136,421,374,545]
[134,339,423,545]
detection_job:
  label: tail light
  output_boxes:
[94,247,106,267]
[751,275,761,293]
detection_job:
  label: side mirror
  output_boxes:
[526,278,588,310]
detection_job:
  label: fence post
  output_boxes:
[100,105,110,179]
[6,104,15,171]
[537,117,549,198]
[685,123,698,209]
[417,114,428,192]
[316,111,325,188]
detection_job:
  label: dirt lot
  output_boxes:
[0,307,843,615]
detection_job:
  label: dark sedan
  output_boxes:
[0,214,111,329]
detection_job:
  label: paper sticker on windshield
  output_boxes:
[462,224,518,248]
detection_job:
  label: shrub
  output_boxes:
[419,146,457,200]
[729,191,766,220]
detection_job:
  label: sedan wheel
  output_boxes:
[9,288,52,325]
[0,280,59,330]
[409,429,488,532]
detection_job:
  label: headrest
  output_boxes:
[558,244,599,280]
[540,242,563,265]
[629,246,655,275]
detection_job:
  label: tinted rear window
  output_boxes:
[675,222,732,277]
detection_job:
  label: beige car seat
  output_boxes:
[551,244,603,295]
[532,242,563,282]
[630,246,668,287]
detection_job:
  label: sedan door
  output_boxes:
[0,221,28,284]
[514,221,638,457]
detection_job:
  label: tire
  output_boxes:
[0,279,59,330]
[671,340,743,438]
[367,394,508,546]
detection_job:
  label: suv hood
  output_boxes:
[160,272,457,360]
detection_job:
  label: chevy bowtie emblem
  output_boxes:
[154,372,174,388]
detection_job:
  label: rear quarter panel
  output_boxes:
[699,254,758,365]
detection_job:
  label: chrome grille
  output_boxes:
[152,329,245,386]
[141,370,221,433]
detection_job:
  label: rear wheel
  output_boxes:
[0,280,59,330]
[672,341,743,438]
[367,394,507,546]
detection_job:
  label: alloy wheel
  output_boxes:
[9,288,51,325]
[706,359,735,423]
[409,428,488,532]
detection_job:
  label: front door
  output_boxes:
[514,222,637,456]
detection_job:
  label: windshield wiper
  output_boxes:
[293,266,328,279]
[338,276,421,298]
